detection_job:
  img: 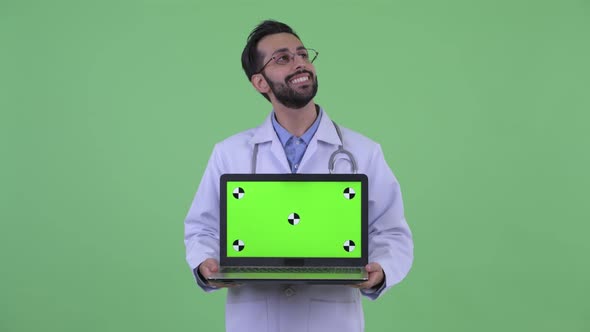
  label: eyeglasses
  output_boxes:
[257,48,319,74]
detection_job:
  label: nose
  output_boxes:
[293,54,308,70]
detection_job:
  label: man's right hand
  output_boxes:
[197,258,239,288]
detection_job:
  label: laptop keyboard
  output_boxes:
[221,267,362,273]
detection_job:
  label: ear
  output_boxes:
[251,74,271,94]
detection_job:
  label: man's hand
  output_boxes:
[198,258,240,288]
[351,262,385,290]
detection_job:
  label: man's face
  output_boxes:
[256,33,318,109]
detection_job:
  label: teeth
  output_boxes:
[291,76,309,84]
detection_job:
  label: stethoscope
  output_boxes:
[251,121,358,174]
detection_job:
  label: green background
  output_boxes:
[226,181,361,257]
[1,0,589,331]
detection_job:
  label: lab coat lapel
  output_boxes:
[249,113,291,173]
[270,137,290,172]
[298,110,342,173]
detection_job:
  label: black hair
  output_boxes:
[241,20,300,101]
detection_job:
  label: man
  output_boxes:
[184,20,413,332]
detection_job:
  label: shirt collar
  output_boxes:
[271,107,323,147]
[249,106,341,146]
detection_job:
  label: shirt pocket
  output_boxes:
[307,298,363,332]
[225,299,269,332]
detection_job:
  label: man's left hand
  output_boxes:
[351,262,384,290]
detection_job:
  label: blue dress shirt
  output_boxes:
[271,109,323,173]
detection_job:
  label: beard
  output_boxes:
[262,70,319,109]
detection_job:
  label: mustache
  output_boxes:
[285,70,315,83]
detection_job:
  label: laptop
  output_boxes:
[207,173,369,284]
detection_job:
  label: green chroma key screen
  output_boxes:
[226,181,362,258]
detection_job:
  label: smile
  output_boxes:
[289,74,311,85]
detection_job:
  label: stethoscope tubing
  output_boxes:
[251,121,358,174]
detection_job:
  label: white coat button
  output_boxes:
[284,287,296,297]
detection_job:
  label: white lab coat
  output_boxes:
[185,109,413,332]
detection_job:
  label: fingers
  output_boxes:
[349,282,366,289]
[351,273,379,289]
[209,281,241,288]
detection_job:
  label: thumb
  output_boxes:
[365,262,381,272]
[204,258,219,273]
[200,259,219,277]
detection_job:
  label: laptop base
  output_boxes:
[208,267,368,284]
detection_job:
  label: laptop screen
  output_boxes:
[220,174,368,265]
